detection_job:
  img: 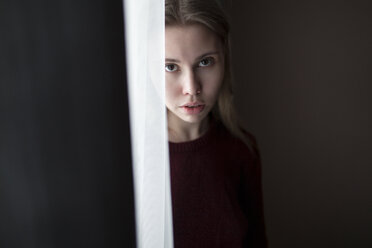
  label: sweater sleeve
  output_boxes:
[240,134,268,248]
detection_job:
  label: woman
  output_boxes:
[165,0,267,247]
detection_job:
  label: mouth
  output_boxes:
[181,101,204,107]
[180,102,205,114]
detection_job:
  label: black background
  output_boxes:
[0,0,136,247]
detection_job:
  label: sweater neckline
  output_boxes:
[168,119,218,153]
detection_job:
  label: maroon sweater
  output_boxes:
[169,120,267,248]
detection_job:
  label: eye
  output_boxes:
[165,64,179,72]
[198,57,215,67]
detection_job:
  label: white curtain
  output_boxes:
[123,0,173,248]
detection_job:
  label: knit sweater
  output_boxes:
[169,120,267,248]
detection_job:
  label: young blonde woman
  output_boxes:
[165,0,267,247]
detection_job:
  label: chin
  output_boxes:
[179,112,209,124]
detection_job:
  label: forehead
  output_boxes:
[165,24,222,60]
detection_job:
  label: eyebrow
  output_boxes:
[165,51,220,63]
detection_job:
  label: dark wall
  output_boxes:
[0,0,135,247]
[228,0,372,247]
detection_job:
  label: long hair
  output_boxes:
[165,0,254,151]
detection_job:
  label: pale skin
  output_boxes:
[165,24,225,142]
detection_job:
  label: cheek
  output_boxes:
[199,69,224,97]
[165,76,180,101]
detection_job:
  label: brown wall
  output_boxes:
[227,0,372,247]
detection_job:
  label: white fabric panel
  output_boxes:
[123,0,173,248]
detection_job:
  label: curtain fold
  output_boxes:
[123,0,173,247]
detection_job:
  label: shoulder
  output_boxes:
[214,121,260,165]
[240,128,261,160]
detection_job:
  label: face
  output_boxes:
[165,24,225,129]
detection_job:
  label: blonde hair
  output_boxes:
[165,0,254,151]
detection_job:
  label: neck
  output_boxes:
[168,116,210,143]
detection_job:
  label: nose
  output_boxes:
[182,69,201,96]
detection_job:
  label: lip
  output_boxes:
[181,101,204,107]
[180,102,205,115]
